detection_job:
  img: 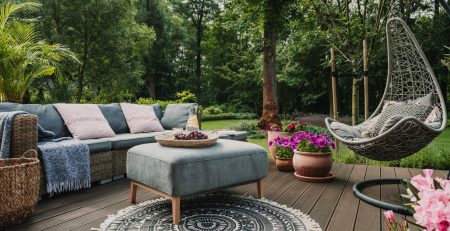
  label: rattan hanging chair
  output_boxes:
[325,17,448,215]
[325,17,447,162]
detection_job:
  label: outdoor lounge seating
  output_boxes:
[0,102,248,196]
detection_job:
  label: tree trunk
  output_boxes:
[195,23,203,104]
[258,0,280,129]
[351,63,359,126]
[76,20,89,103]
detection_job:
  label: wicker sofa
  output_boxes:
[1,103,204,196]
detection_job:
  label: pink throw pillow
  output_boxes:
[54,104,116,140]
[120,103,164,133]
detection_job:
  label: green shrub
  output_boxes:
[176,90,197,103]
[202,105,224,116]
[136,97,177,110]
[202,112,257,121]
[229,120,265,139]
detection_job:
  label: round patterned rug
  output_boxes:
[100,194,322,231]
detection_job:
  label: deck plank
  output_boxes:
[308,164,354,228]
[290,164,342,214]
[380,166,403,231]
[326,164,367,231]
[354,165,381,231]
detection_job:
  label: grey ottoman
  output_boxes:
[127,139,268,224]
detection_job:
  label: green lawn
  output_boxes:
[203,119,450,170]
[202,119,257,130]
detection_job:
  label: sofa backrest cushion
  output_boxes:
[120,103,164,133]
[0,103,70,138]
[98,103,130,134]
[54,104,116,140]
[161,103,197,129]
[152,104,162,120]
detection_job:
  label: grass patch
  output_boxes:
[201,119,257,130]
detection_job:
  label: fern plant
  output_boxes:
[0,2,78,102]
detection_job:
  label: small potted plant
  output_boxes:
[267,121,305,162]
[269,136,298,172]
[293,132,336,181]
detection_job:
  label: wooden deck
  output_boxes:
[8,163,447,231]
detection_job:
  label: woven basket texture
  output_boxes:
[0,150,40,228]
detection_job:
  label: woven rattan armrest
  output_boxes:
[10,114,38,158]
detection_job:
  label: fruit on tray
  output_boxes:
[174,131,208,140]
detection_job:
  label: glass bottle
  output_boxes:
[186,105,200,131]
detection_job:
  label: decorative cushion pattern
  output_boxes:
[379,115,404,134]
[120,103,164,134]
[54,104,116,140]
[98,103,130,134]
[372,103,433,136]
[424,107,442,129]
[330,122,363,140]
[359,115,380,138]
[161,103,197,129]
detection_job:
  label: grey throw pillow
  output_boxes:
[379,115,404,134]
[359,115,380,138]
[372,103,433,136]
[330,122,363,140]
[409,93,434,106]
[161,103,197,129]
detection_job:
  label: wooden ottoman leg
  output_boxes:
[257,179,264,199]
[130,181,137,204]
[172,196,181,225]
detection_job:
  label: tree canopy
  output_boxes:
[1,0,448,118]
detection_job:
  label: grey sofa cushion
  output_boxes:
[98,103,130,134]
[0,103,70,138]
[373,103,433,136]
[106,132,166,150]
[152,104,162,120]
[127,139,268,196]
[79,139,112,153]
[161,103,197,129]
[330,122,363,140]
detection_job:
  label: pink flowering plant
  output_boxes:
[269,136,300,159]
[268,121,306,133]
[385,169,450,231]
[384,210,408,231]
[295,132,335,153]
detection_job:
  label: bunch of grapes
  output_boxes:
[174,131,208,140]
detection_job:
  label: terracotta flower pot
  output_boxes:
[267,131,291,163]
[275,158,294,172]
[293,150,332,177]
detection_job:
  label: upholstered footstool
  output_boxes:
[126,139,268,224]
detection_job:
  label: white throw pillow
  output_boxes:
[54,104,116,140]
[120,103,164,134]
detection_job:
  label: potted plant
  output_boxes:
[269,136,298,172]
[293,132,336,180]
[267,121,305,162]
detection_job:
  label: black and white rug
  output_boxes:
[100,194,322,231]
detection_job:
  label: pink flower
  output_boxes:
[438,220,450,231]
[384,210,395,222]
[423,169,434,178]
